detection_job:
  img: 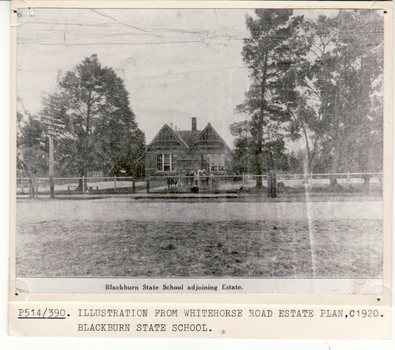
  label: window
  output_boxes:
[157,154,173,172]
[156,155,163,171]
[164,154,171,171]
[209,154,225,172]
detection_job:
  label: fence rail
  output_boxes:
[16,172,383,197]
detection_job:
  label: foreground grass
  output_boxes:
[16,220,382,278]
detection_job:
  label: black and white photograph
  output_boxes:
[14,4,387,295]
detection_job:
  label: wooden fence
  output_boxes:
[16,172,382,197]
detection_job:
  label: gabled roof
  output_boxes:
[175,130,201,148]
[136,122,231,164]
[146,123,189,151]
[188,123,232,153]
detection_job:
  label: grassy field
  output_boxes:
[16,219,382,278]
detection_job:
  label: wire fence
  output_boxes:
[17,172,383,197]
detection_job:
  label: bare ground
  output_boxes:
[16,219,382,278]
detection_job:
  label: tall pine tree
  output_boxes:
[238,9,304,187]
[297,10,383,185]
[41,55,145,190]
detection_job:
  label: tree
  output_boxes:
[229,120,252,174]
[17,113,48,175]
[326,10,383,184]
[230,120,289,175]
[95,107,145,176]
[41,55,145,190]
[237,9,304,188]
[17,110,48,197]
[287,10,383,186]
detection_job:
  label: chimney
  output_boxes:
[192,117,197,131]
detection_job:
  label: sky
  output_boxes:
[17,8,338,147]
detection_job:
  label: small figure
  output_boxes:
[194,169,199,186]
[209,172,215,191]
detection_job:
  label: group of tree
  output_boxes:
[232,9,383,187]
[17,101,48,179]
[18,10,384,191]
[17,55,145,191]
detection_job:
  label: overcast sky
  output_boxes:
[17,8,337,147]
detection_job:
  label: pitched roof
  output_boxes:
[175,130,202,148]
[147,124,189,151]
[136,122,231,164]
[189,123,232,153]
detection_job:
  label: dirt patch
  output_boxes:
[16,220,382,278]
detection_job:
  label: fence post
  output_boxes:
[178,174,181,189]
[21,178,24,194]
[310,172,313,185]
[243,173,245,183]
[35,176,39,198]
[267,172,277,198]
[146,177,150,193]
[114,176,117,192]
[347,171,350,190]
[49,134,55,198]
[132,174,136,194]
[82,176,85,192]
